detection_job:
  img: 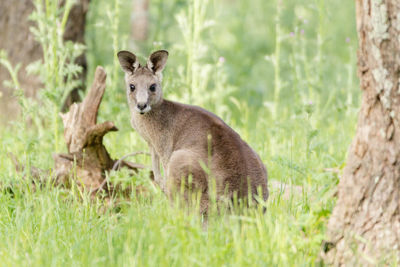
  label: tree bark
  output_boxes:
[324,0,400,265]
[0,0,90,122]
[61,0,90,111]
[0,0,41,122]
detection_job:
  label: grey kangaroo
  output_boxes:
[117,50,268,213]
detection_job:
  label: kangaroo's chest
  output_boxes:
[130,117,152,143]
[131,115,173,161]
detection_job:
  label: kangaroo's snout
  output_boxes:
[136,103,150,115]
[135,102,151,114]
[137,103,147,111]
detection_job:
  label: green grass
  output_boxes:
[0,181,328,266]
[0,0,358,265]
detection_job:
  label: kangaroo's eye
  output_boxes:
[129,84,135,92]
[149,84,157,92]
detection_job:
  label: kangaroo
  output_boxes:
[117,50,268,213]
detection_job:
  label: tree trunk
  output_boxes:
[324,0,400,265]
[61,0,90,111]
[131,0,149,41]
[0,0,41,122]
[0,0,90,122]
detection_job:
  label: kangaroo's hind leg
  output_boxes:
[166,149,209,214]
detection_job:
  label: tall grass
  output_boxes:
[0,0,360,265]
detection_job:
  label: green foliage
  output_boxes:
[0,0,362,265]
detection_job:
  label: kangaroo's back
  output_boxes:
[166,101,269,202]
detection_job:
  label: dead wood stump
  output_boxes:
[10,67,150,196]
[54,66,151,194]
[56,66,117,191]
[9,66,151,199]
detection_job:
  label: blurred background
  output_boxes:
[0,0,358,185]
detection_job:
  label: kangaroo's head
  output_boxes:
[117,50,168,115]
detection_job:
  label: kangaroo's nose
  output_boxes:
[137,103,148,111]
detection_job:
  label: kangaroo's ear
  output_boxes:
[147,50,169,74]
[117,51,140,73]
